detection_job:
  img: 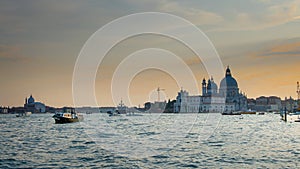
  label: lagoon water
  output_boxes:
[1,113,300,168]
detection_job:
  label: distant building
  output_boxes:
[247,98,256,110]
[174,66,247,113]
[0,106,9,114]
[282,97,298,112]
[24,95,46,113]
[252,96,282,112]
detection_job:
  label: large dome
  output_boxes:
[220,67,238,89]
[220,76,238,88]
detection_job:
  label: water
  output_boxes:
[1,113,300,168]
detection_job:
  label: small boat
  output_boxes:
[282,111,300,122]
[107,110,121,117]
[257,112,265,115]
[241,110,256,115]
[126,112,143,116]
[52,108,83,124]
[221,111,241,115]
[116,99,127,114]
[16,111,32,117]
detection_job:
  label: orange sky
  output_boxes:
[0,1,300,107]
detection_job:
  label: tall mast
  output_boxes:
[297,81,300,108]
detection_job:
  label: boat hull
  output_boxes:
[241,112,256,115]
[221,112,241,115]
[54,117,80,124]
[53,115,83,124]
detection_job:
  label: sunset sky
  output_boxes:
[0,0,300,107]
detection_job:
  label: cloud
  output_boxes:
[254,39,300,58]
[208,0,300,32]
[0,45,28,62]
[125,0,300,32]
[124,0,224,26]
[157,0,224,25]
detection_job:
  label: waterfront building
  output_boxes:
[250,96,282,112]
[282,96,298,112]
[24,95,46,113]
[174,66,247,113]
[0,106,9,114]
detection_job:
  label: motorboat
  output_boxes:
[52,108,83,124]
[257,112,265,115]
[107,110,121,117]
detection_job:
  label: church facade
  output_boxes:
[174,67,247,113]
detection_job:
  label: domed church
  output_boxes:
[24,95,46,113]
[202,66,247,111]
[174,66,247,113]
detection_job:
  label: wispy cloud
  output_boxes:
[253,39,300,58]
[125,0,224,25]
[0,45,28,62]
[209,0,300,32]
[157,0,224,25]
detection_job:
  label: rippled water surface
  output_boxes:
[1,113,300,168]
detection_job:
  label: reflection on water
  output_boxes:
[0,113,300,168]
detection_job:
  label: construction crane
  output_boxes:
[157,87,165,102]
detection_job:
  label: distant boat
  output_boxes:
[52,108,83,124]
[257,112,265,115]
[16,111,32,117]
[107,110,121,117]
[126,112,143,116]
[241,110,256,115]
[221,111,241,115]
[116,99,127,114]
[281,111,300,122]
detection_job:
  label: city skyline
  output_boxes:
[0,0,300,107]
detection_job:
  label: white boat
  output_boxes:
[257,112,265,115]
[16,111,32,117]
[282,111,300,122]
[126,112,143,116]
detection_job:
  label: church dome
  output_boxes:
[220,67,238,89]
[28,95,35,104]
[210,79,218,91]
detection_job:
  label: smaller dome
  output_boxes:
[210,77,218,91]
[207,77,218,94]
[28,95,35,104]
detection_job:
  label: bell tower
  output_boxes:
[202,78,207,95]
